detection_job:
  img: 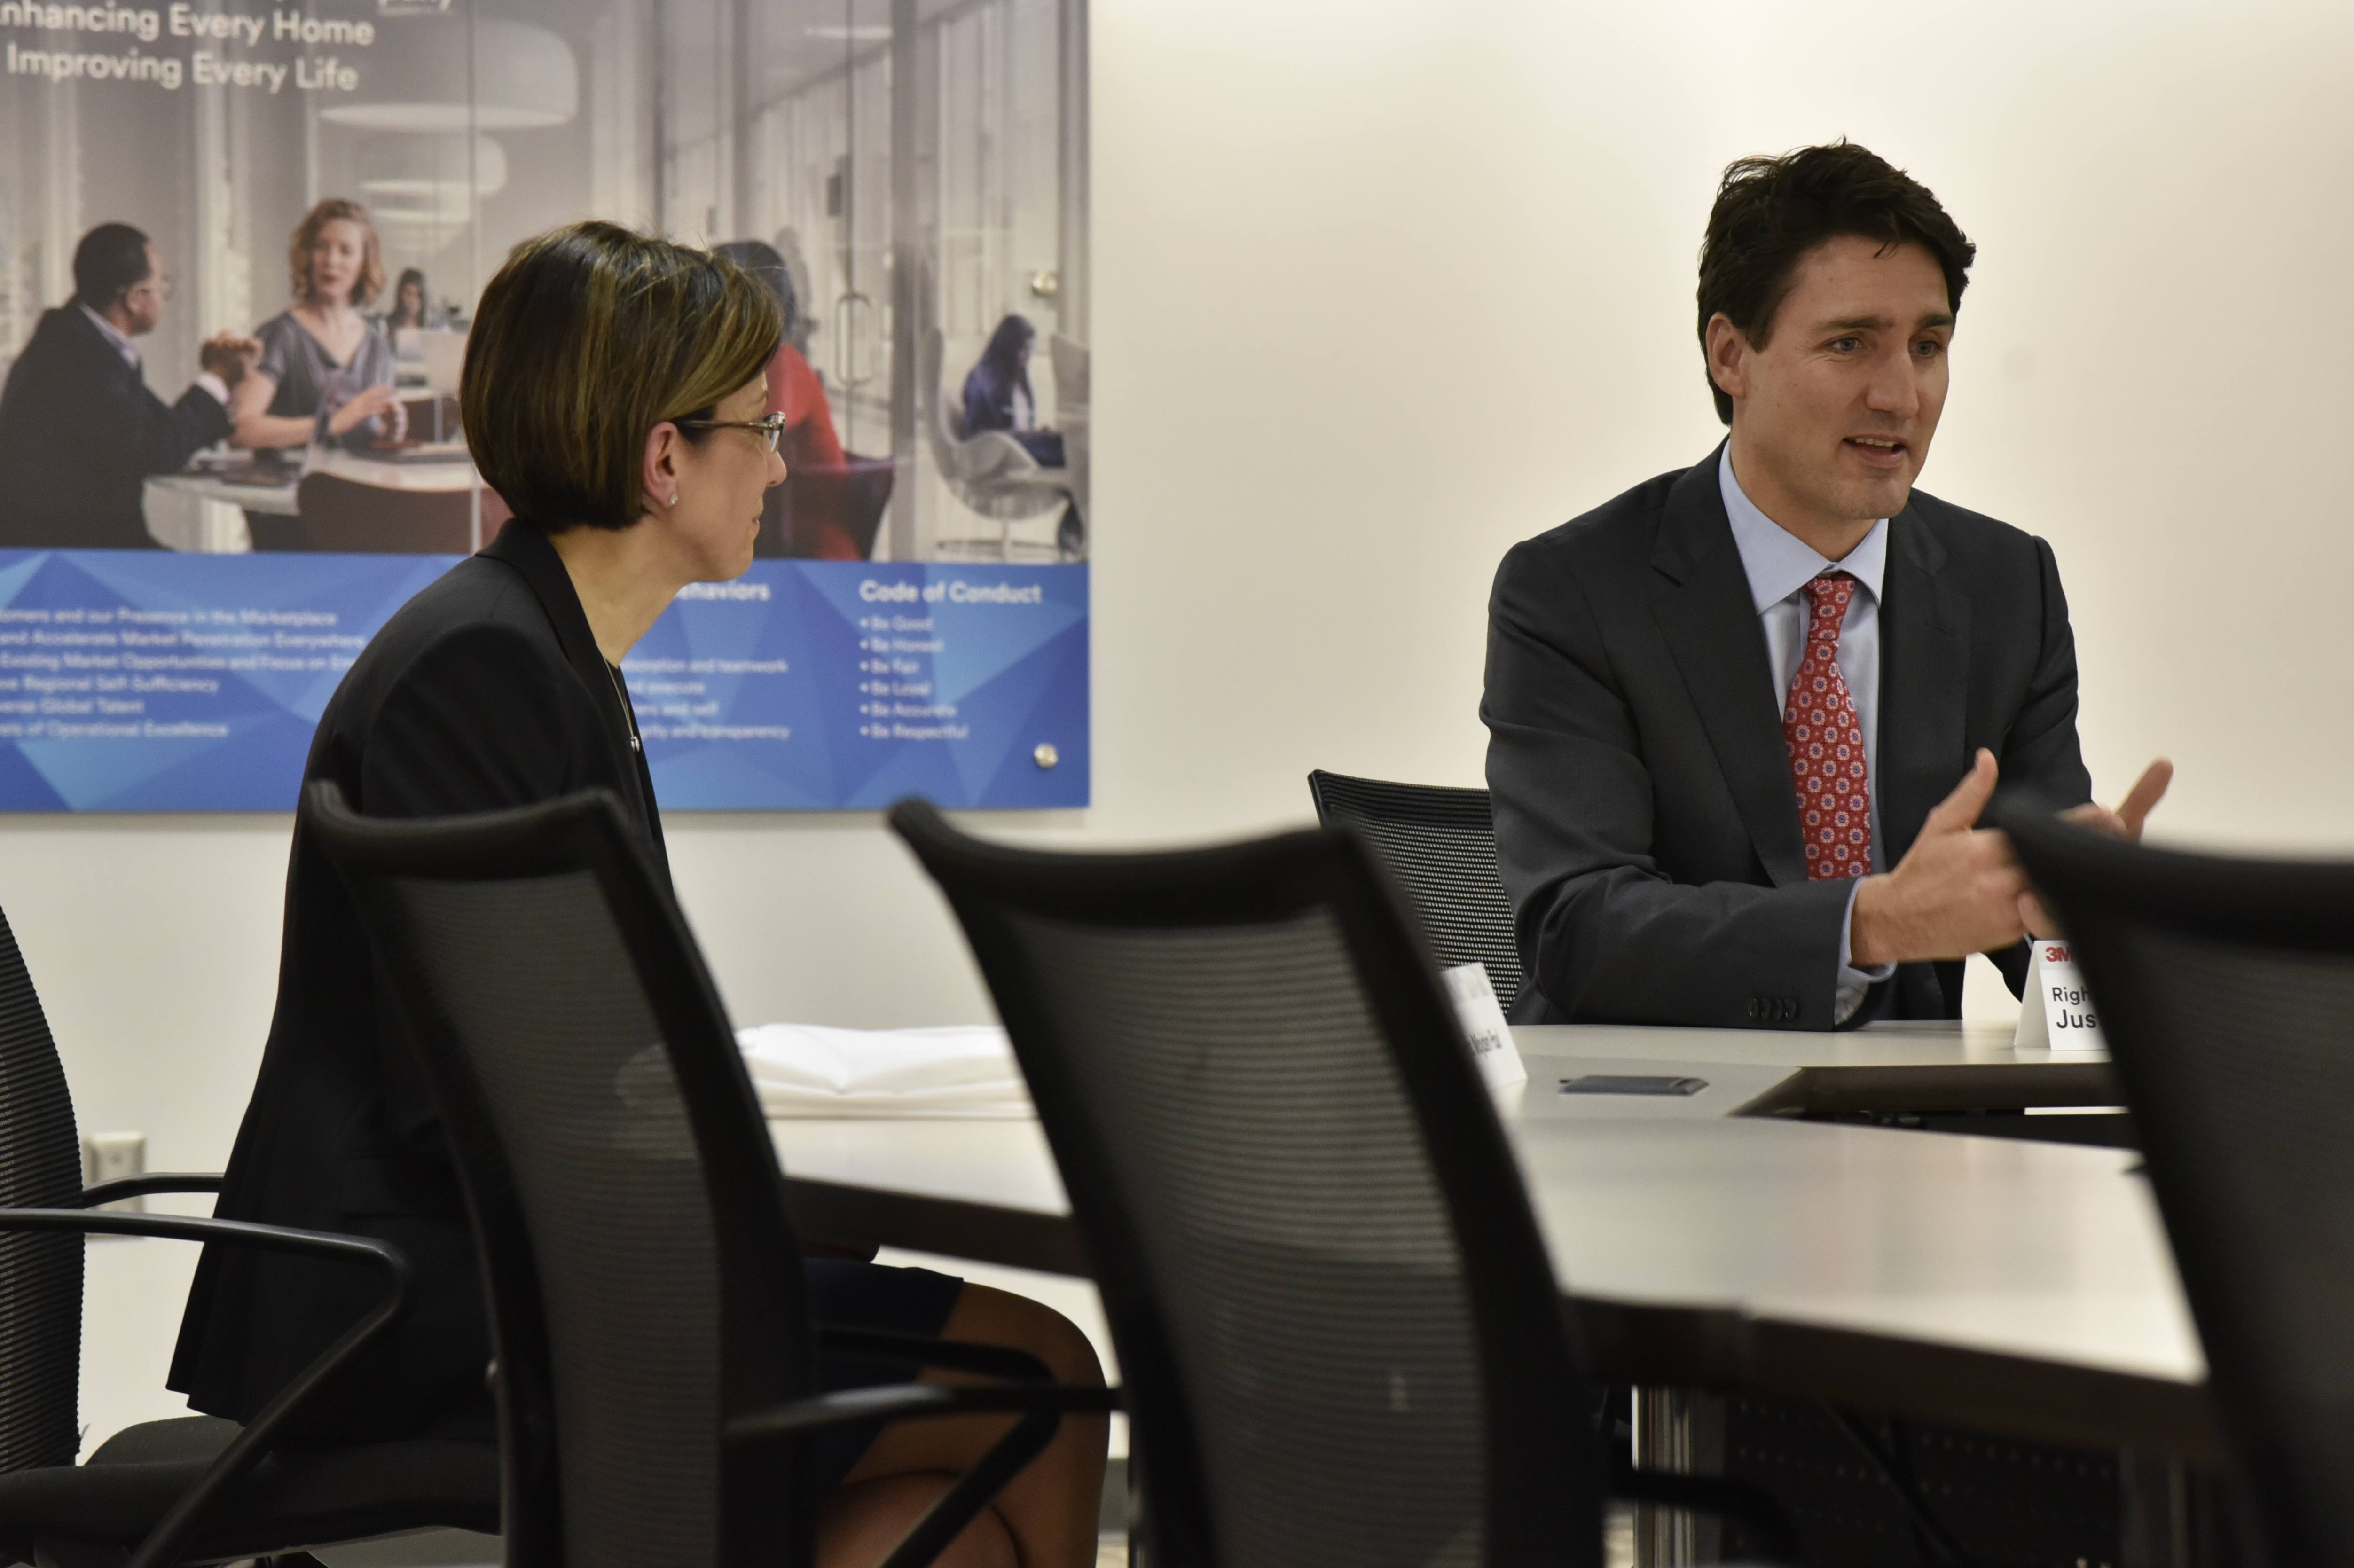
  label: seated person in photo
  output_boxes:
[960,314,1065,468]
[168,221,1107,1568]
[232,197,405,455]
[382,266,439,335]
[1483,142,2170,1029]
[0,222,259,551]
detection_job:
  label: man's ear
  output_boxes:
[1703,312,1750,407]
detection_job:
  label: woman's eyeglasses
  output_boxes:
[678,413,790,454]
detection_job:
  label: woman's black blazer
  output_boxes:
[168,520,669,1441]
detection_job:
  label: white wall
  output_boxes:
[10,0,2352,1448]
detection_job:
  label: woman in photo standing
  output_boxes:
[232,197,406,455]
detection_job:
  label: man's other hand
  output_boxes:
[199,333,262,389]
[1850,749,2032,966]
[2018,758,2173,935]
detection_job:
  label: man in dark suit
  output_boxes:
[0,223,260,550]
[1484,142,2169,1028]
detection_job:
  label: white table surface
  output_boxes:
[764,1020,2203,1453]
[769,1105,2193,1379]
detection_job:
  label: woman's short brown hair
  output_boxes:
[288,198,387,308]
[461,221,781,532]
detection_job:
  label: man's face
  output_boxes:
[1711,234,1954,527]
[122,243,169,336]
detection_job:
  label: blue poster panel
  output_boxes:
[0,0,1091,810]
[0,550,1087,811]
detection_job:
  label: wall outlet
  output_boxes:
[82,1132,146,1214]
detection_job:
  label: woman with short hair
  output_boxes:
[171,221,1106,1568]
[232,197,405,452]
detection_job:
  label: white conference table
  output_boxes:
[770,1020,2213,1462]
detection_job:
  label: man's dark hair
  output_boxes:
[72,223,153,312]
[1696,141,1975,425]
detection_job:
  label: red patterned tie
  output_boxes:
[1785,571,1872,879]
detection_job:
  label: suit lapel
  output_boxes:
[1648,452,1810,886]
[1876,508,1970,864]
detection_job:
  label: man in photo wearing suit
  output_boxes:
[1484,142,2168,1028]
[0,222,260,551]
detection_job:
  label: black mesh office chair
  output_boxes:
[2006,809,2354,1568]
[0,901,499,1568]
[890,800,1793,1568]
[304,782,1114,1568]
[1304,771,1523,1011]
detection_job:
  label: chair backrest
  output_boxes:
[304,783,816,1568]
[0,903,84,1472]
[890,800,1599,1568]
[2005,809,2354,1568]
[1305,771,1523,1012]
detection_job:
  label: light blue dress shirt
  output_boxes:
[79,302,140,369]
[1718,446,1896,1022]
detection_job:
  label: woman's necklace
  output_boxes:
[603,660,642,753]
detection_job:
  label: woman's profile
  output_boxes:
[170,222,1106,1568]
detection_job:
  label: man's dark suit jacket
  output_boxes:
[1483,446,2092,1029]
[168,521,667,1441]
[0,306,232,550]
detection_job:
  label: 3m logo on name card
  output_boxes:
[2012,940,2106,1054]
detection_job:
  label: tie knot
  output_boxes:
[1804,570,1855,617]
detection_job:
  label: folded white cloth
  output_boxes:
[735,1022,1033,1118]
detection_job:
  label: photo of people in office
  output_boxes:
[0,0,1088,562]
[0,225,260,552]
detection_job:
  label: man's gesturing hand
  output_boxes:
[1849,749,2031,967]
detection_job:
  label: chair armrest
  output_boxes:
[0,1208,411,1568]
[726,1381,1122,1444]
[1609,1460,1800,1564]
[73,1172,225,1208]
[730,1380,1121,1568]
[818,1325,1053,1384]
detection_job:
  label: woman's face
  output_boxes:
[667,375,785,580]
[306,219,367,306]
[399,281,423,316]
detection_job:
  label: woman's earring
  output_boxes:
[667,491,679,507]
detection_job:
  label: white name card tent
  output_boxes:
[1442,962,1530,1091]
[2012,940,2108,1054]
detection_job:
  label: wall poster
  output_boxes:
[0,0,1089,809]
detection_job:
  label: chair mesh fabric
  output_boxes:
[2076,932,2354,1561]
[0,904,85,1472]
[390,870,721,1568]
[1306,773,1523,1011]
[1001,905,1486,1568]
[2006,815,2354,1568]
